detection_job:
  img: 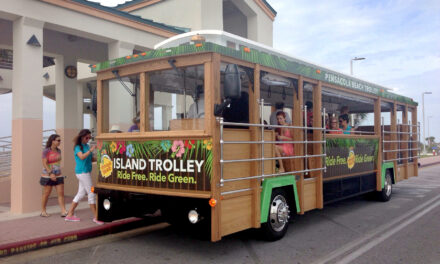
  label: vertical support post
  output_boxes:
[293,77,304,172]
[208,54,221,242]
[391,102,398,181]
[139,72,146,133]
[55,54,83,197]
[313,81,323,209]
[411,107,418,176]
[97,79,103,135]
[107,41,135,130]
[304,104,308,176]
[219,118,224,187]
[145,73,151,131]
[322,107,326,173]
[294,76,305,214]
[11,17,44,213]
[374,98,382,191]
[260,99,265,178]
[382,116,385,160]
[402,105,408,179]
[250,64,261,228]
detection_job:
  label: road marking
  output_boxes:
[337,198,440,264]
[311,193,440,264]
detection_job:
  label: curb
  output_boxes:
[0,218,155,258]
[419,161,440,168]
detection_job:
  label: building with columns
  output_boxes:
[0,0,276,213]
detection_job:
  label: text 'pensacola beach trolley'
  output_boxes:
[91,30,419,242]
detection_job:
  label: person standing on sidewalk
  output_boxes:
[65,129,103,225]
[40,134,67,217]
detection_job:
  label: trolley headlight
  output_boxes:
[188,209,199,224]
[103,198,111,210]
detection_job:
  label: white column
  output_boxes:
[108,41,135,131]
[55,55,82,196]
[55,55,81,130]
[201,0,223,30]
[11,17,44,213]
[77,81,84,129]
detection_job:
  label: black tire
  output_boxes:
[261,188,290,241]
[378,170,392,202]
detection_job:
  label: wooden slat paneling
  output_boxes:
[303,178,317,212]
[220,195,253,236]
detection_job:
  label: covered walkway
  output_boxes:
[0,0,186,213]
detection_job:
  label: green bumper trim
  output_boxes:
[381,162,395,188]
[260,175,300,223]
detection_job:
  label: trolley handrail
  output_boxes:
[218,101,327,186]
[381,117,420,164]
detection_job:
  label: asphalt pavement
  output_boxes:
[0,156,439,262]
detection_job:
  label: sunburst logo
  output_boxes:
[347,147,355,169]
[100,155,113,178]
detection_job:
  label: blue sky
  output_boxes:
[270,0,440,142]
[1,0,439,142]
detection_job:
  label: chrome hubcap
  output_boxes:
[269,195,290,232]
[385,175,392,196]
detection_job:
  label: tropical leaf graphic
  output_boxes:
[97,139,212,190]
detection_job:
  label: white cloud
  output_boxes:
[272,0,440,140]
[1,0,439,140]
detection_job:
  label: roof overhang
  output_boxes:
[39,0,184,38]
[117,0,277,21]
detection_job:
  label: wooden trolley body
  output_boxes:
[92,31,418,242]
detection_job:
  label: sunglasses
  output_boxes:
[84,136,91,140]
[55,139,61,142]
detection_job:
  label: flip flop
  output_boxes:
[40,212,50,217]
[61,212,68,217]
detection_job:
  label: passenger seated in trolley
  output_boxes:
[269,102,291,126]
[274,111,294,173]
[110,125,122,133]
[339,114,353,134]
[128,113,140,132]
[328,116,342,134]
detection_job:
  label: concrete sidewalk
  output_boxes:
[418,155,440,167]
[0,196,160,258]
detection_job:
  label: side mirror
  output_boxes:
[224,64,241,99]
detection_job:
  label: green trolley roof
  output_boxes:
[90,41,417,106]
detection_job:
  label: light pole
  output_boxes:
[428,115,433,147]
[350,57,365,75]
[422,91,432,153]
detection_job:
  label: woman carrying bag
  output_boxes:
[40,134,67,217]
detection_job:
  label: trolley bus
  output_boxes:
[91,30,419,242]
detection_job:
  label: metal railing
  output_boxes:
[0,130,57,177]
[382,118,420,163]
[219,99,327,193]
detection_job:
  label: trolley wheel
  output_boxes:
[261,188,290,241]
[378,170,392,202]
